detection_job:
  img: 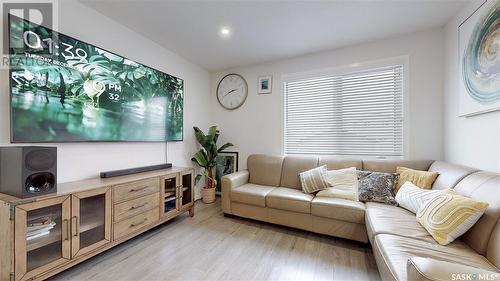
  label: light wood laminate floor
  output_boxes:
[50,199,381,281]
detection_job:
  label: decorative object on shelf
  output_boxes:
[26,216,56,241]
[258,75,272,94]
[216,73,248,110]
[191,126,233,203]
[458,0,500,117]
[215,152,239,193]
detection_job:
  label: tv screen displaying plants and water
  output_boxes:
[9,14,183,142]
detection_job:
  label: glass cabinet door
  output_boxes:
[178,170,194,213]
[160,173,179,218]
[71,187,112,258]
[14,196,71,281]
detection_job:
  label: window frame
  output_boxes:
[280,56,410,160]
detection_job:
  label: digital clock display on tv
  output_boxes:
[9,14,184,142]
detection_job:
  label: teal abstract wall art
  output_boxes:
[459,0,500,117]
[463,2,499,103]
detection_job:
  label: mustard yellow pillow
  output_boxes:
[416,191,488,245]
[395,166,438,193]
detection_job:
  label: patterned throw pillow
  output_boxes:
[395,181,445,213]
[395,166,439,193]
[417,191,488,245]
[316,167,359,201]
[358,171,399,206]
[299,165,329,194]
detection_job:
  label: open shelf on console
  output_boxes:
[27,229,62,252]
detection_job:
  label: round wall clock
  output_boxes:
[216,73,248,110]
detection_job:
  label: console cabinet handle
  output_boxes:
[130,186,148,192]
[129,203,148,210]
[72,216,79,237]
[130,218,147,227]
[62,219,70,241]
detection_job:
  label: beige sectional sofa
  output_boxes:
[221,154,500,281]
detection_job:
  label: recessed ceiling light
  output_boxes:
[220,27,231,37]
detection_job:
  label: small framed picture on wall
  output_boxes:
[258,75,272,94]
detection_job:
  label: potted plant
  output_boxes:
[191,126,233,204]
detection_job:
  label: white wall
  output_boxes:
[0,0,212,197]
[211,29,445,170]
[443,0,500,172]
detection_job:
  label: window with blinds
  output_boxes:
[284,65,404,158]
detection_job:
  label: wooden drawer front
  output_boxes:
[113,178,159,203]
[113,208,159,240]
[114,193,159,222]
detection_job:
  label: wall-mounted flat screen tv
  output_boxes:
[9,14,183,142]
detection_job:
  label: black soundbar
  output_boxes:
[100,163,172,178]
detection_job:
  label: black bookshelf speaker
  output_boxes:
[0,146,57,198]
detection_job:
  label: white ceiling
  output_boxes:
[79,0,470,71]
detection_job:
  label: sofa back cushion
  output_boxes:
[487,220,500,269]
[362,160,434,173]
[318,156,362,170]
[247,154,284,187]
[453,171,500,265]
[428,161,478,190]
[280,155,318,189]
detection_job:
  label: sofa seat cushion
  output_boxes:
[311,197,365,224]
[365,202,434,243]
[231,184,276,207]
[373,234,498,281]
[266,187,314,213]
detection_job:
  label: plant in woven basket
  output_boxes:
[191,126,233,202]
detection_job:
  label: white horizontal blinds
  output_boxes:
[284,65,404,158]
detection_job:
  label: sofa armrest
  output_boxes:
[221,170,249,214]
[407,257,499,281]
